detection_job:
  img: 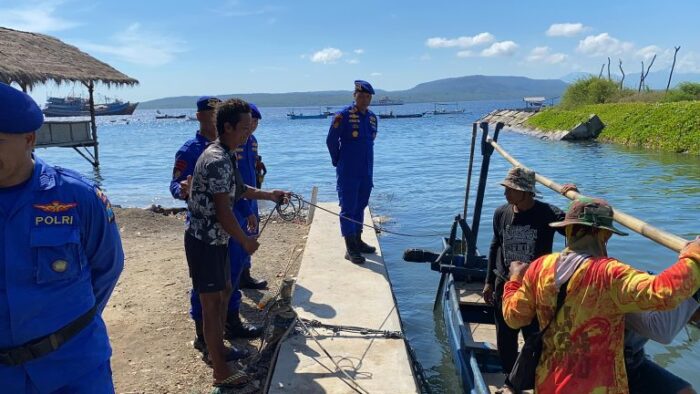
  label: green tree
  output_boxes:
[560,77,620,108]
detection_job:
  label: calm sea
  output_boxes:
[37,100,700,392]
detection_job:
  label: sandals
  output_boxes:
[213,370,251,388]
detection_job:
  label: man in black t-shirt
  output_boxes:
[482,166,576,394]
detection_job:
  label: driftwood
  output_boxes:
[598,63,605,78]
[666,46,681,92]
[607,57,611,81]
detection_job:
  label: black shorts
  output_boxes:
[184,232,230,293]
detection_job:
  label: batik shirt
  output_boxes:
[186,141,247,245]
[502,244,700,394]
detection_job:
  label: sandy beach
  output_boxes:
[103,208,309,394]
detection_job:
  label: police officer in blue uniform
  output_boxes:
[234,103,267,290]
[326,80,378,264]
[0,82,124,393]
[169,97,261,359]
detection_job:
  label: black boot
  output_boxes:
[355,232,376,254]
[239,267,268,290]
[225,313,264,340]
[344,236,366,264]
[193,319,206,353]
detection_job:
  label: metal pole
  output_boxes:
[469,122,503,253]
[488,139,690,252]
[462,123,477,233]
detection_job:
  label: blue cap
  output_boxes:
[196,96,221,112]
[0,82,44,133]
[249,103,262,119]
[354,80,375,95]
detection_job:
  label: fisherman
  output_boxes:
[0,82,124,392]
[326,80,378,264]
[234,103,268,291]
[625,287,700,393]
[482,166,577,393]
[255,155,267,188]
[502,197,700,393]
[169,96,262,363]
[184,97,288,389]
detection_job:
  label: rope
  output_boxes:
[286,193,446,238]
[298,318,404,339]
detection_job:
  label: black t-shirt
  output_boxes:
[486,200,566,289]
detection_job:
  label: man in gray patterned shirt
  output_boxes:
[185,98,288,389]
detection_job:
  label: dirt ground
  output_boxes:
[103,208,309,394]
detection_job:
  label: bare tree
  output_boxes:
[599,63,605,78]
[666,46,681,92]
[638,54,657,92]
[607,57,612,80]
[619,59,625,90]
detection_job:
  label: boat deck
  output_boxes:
[456,281,528,393]
[269,203,417,393]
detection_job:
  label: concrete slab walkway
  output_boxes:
[269,202,418,394]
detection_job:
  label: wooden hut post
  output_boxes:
[87,81,100,167]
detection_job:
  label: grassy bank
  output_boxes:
[525,101,700,154]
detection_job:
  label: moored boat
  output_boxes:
[155,114,186,119]
[43,96,138,117]
[286,110,328,120]
[371,96,405,106]
[378,112,424,119]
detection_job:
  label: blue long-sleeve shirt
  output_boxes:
[326,104,377,180]
[0,157,123,392]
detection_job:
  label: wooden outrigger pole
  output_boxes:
[486,137,691,253]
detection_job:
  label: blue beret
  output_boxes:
[0,82,44,133]
[196,96,221,112]
[354,80,375,95]
[249,103,262,119]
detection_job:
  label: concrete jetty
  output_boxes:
[269,202,418,394]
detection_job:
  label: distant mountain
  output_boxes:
[560,70,700,90]
[139,75,569,109]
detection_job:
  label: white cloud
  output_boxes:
[635,45,664,62]
[0,1,79,33]
[526,46,567,64]
[577,33,634,57]
[310,47,343,64]
[426,32,494,48]
[677,52,700,73]
[481,41,518,57]
[370,72,382,77]
[354,48,364,54]
[456,50,473,58]
[77,23,186,67]
[546,23,587,37]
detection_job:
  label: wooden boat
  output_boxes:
[432,102,465,115]
[155,114,186,119]
[286,110,328,120]
[403,122,691,393]
[378,112,424,119]
[371,96,405,106]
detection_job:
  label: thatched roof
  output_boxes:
[0,27,138,88]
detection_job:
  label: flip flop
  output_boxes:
[213,370,250,388]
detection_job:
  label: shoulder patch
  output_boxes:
[332,113,343,129]
[95,187,115,223]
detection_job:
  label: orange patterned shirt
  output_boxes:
[502,244,700,394]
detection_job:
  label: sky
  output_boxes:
[2,0,700,103]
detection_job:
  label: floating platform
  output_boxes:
[269,202,418,393]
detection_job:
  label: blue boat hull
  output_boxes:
[43,102,138,117]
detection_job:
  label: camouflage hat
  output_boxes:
[549,197,628,236]
[500,166,539,194]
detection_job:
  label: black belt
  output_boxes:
[0,305,97,366]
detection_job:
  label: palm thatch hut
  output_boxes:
[0,27,139,166]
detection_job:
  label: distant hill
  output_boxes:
[139,75,569,109]
[560,70,700,90]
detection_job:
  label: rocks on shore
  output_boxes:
[480,109,605,141]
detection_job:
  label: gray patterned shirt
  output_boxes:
[186,141,247,245]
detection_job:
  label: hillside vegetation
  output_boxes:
[526,78,700,154]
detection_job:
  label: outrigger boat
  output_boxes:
[286,109,328,120]
[403,121,692,393]
[378,112,424,119]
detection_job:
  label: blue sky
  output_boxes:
[2,0,700,102]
